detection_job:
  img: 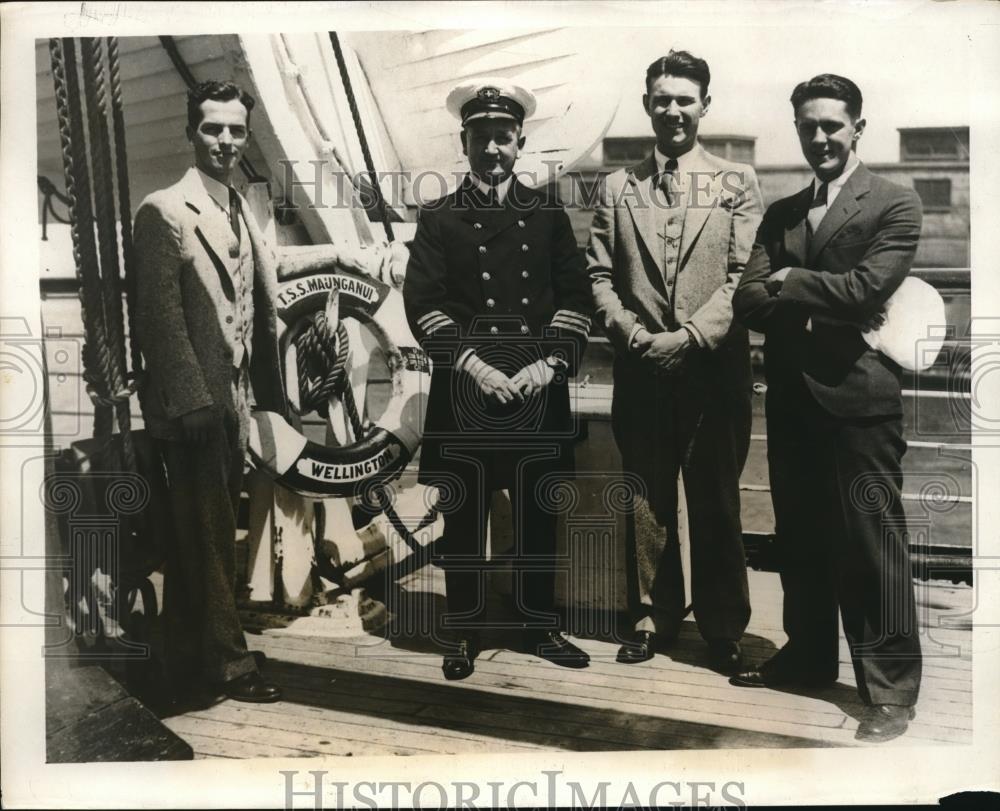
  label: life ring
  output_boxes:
[248,267,431,498]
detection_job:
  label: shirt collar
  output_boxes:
[654,143,700,176]
[195,167,234,212]
[469,173,513,203]
[814,151,860,196]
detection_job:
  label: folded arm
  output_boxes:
[734,206,811,335]
[777,189,922,321]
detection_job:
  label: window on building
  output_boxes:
[899,128,969,162]
[602,138,656,166]
[913,178,952,211]
[699,136,756,165]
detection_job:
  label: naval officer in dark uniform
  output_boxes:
[404,79,594,680]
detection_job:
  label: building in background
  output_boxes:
[563,126,970,268]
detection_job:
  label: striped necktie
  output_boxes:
[658,158,679,206]
[228,187,242,243]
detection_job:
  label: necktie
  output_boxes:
[811,181,829,209]
[658,158,679,206]
[228,187,242,243]
[807,181,829,233]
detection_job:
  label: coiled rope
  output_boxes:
[294,312,367,441]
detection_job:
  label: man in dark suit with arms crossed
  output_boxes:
[731,74,923,743]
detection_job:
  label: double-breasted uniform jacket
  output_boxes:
[404,177,592,488]
[133,166,287,440]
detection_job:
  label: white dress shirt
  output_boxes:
[469,173,513,202]
[195,167,237,224]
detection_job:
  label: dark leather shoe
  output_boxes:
[729,659,837,689]
[442,637,480,681]
[223,671,282,703]
[855,704,916,743]
[524,630,589,668]
[707,640,743,675]
[616,631,656,664]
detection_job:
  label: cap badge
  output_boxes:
[478,86,501,101]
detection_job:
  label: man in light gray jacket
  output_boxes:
[587,51,762,674]
[135,80,371,704]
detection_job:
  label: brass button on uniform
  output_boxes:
[521,297,529,305]
[521,270,529,279]
[486,298,495,308]
[226,315,234,324]
[473,222,483,230]
[517,219,525,228]
[482,272,491,281]
[521,244,529,252]
[490,326,499,335]
[478,245,487,254]
[520,325,530,335]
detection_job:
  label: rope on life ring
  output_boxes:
[248,267,432,499]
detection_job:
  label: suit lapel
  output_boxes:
[623,156,663,275]
[678,145,721,267]
[807,163,870,264]
[181,168,238,302]
[784,186,812,267]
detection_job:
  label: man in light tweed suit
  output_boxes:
[586,51,762,674]
[135,81,301,704]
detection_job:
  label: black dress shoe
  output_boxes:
[524,630,590,668]
[616,631,656,664]
[442,637,480,681]
[707,640,744,675]
[729,660,837,689]
[855,704,916,743]
[223,671,282,703]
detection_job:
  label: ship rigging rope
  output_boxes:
[328,32,395,242]
[108,36,142,380]
[50,37,136,469]
[81,36,135,471]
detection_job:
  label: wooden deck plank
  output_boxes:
[247,636,968,747]
[253,634,971,728]
[178,731,320,760]
[157,569,972,756]
[251,631,972,705]
[186,701,549,754]
[164,714,431,757]
[260,658,832,751]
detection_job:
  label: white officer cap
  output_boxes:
[446,78,537,126]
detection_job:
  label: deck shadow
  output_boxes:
[255,657,839,752]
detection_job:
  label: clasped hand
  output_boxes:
[634,328,692,373]
[470,358,553,404]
